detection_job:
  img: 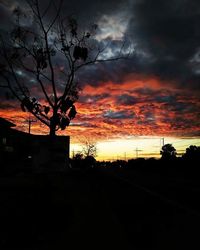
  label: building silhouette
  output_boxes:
[0,117,70,171]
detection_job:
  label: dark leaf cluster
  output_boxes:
[73,46,88,61]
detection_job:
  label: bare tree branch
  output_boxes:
[46,0,63,33]
[80,137,97,158]
[41,0,54,18]
[0,0,132,136]
[1,74,22,102]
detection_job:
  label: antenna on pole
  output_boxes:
[161,138,165,147]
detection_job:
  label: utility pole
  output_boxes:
[124,152,127,161]
[135,147,143,158]
[26,116,37,134]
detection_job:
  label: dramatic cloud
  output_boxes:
[125,0,200,89]
[0,0,200,143]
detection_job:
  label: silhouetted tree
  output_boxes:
[71,152,96,169]
[70,152,84,168]
[0,0,131,136]
[182,145,200,161]
[84,155,96,168]
[160,144,177,160]
[81,139,97,158]
[72,153,84,161]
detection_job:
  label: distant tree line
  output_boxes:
[160,144,200,161]
[70,144,200,170]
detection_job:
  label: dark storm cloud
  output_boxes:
[116,94,138,105]
[170,116,200,130]
[60,0,127,23]
[0,2,13,30]
[0,102,15,109]
[103,110,135,119]
[70,122,98,128]
[0,0,134,86]
[79,93,110,103]
[2,0,200,90]
[163,101,200,114]
[8,0,129,24]
[125,0,200,88]
[74,0,200,89]
[76,60,126,87]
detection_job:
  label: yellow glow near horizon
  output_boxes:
[70,136,200,161]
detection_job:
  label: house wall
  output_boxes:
[0,127,70,170]
[31,135,70,169]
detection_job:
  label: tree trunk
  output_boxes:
[49,125,56,136]
[49,110,57,137]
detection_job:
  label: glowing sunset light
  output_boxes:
[70,137,200,161]
[1,2,200,249]
[0,0,200,161]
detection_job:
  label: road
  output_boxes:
[0,168,200,249]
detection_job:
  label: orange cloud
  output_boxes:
[0,76,200,145]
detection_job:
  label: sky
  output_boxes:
[0,0,200,160]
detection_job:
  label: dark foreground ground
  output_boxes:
[0,164,200,250]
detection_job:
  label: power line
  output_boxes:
[173,140,200,145]
[176,143,200,148]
